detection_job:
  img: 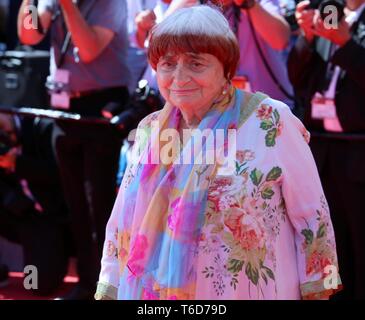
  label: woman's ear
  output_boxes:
[222,80,231,95]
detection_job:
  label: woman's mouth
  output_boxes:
[170,89,199,95]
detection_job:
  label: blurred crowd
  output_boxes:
[0,0,364,300]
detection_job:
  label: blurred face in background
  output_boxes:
[210,0,233,6]
[346,0,365,11]
[210,1,253,8]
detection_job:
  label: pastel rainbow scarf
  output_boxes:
[119,88,245,299]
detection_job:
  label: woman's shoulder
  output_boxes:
[263,96,310,144]
[241,92,310,146]
[243,91,295,123]
[238,91,292,126]
[257,95,291,113]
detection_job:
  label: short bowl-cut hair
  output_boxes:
[147,5,240,80]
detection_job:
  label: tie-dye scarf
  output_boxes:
[119,88,247,299]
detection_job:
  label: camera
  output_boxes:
[110,80,164,135]
[309,0,345,21]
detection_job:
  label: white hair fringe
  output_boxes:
[153,5,235,40]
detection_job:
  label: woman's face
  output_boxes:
[156,52,226,113]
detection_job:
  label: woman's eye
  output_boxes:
[190,61,205,70]
[159,61,175,71]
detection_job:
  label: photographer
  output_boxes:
[288,0,365,299]
[226,0,295,106]
[0,113,70,295]
[135,0,294,106]
[17,0,131,299]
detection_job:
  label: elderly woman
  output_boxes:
[95,5,341,300]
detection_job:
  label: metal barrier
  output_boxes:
[0,106,127,130]
[311,131,365,141]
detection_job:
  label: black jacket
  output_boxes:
[288,9,365,133]
[14,117,68,220]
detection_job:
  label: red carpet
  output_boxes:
[0,259,79,300]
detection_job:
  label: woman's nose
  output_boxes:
[173,64,191,86]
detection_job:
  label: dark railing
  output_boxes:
[311,131,365,141]
[0,106,128,130]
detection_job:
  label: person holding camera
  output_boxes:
[126,0,159,94]
[17,0,131,299]
[0,113,70,295]
[135,0,294,107]
[288,0,365,299]
[220,0,295,106]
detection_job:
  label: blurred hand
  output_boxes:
[295,0,316,42]
[165,0,199,17]
[135,9,157,32]
[312,14,351,47]
[0,147,18,172]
